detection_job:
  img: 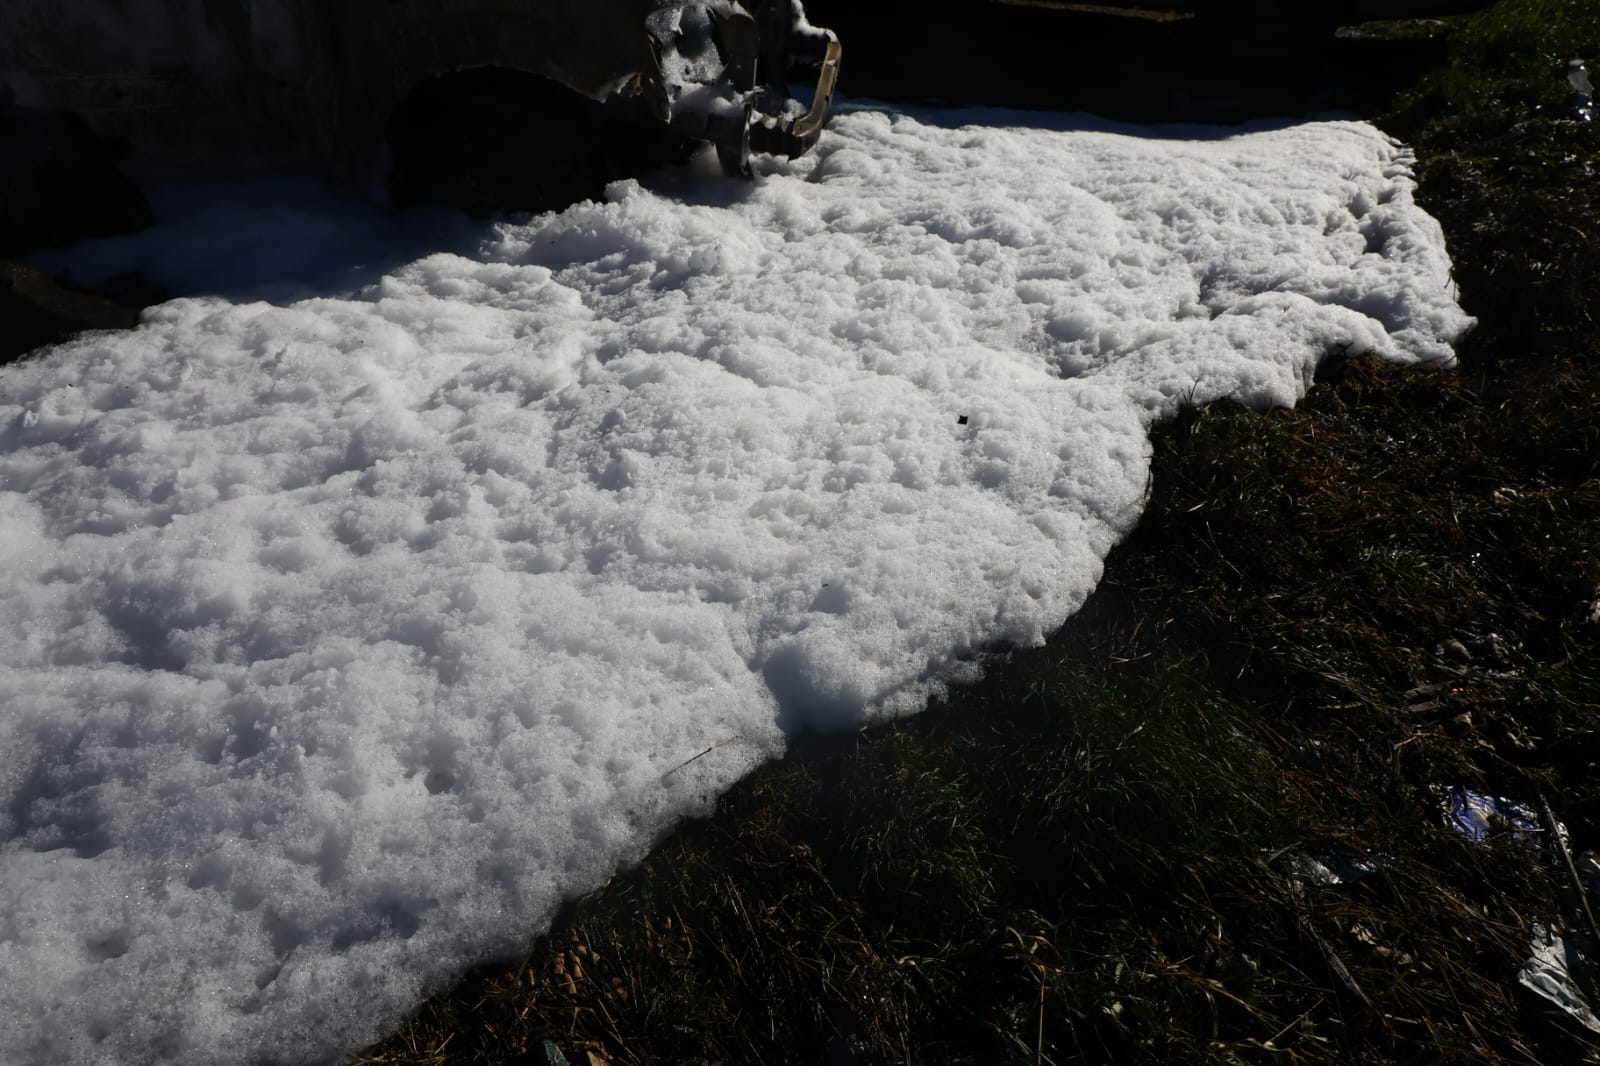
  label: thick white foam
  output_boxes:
[0,109,1470,1064]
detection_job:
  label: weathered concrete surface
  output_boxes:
[0,93,153,256]
[318,0,669,188]
[0,1,319,174]
[0,0,672,180]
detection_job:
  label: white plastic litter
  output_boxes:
[1570,60,1595,122]
[1521,923,1600,1035]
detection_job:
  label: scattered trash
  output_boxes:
[1431,786,1600,1037]
[1351,921,1414,967]
[1536,796,1600,966]
[1571,60,1595,123]
[1291,852,1389,887]
[1403,681,1470,715]
[1282,821,1600,1022]
[1519,923,1600,1035]
[534,1038,572,1066]
[1482,793,1600,1038]
[1441,786,1546,846]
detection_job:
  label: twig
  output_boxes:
[661,736,741,779]
[1264,997,1324,1049]
[1536,792,1600,952]
[1298,916,1372,1012]
[1036,978,1045,1066]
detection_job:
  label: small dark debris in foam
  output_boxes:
[85,931,131,961]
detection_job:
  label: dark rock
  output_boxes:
[1,260,141,364]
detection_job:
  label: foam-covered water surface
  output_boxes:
[0,109,1470,1064]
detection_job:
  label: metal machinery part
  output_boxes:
[642,0,838,176]
[699,2,843,175]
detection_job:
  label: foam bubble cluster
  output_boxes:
[0,110,1470,1064]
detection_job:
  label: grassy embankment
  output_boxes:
[358,2,1600,1061]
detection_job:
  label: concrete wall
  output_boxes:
[316,0,668,187]
[0,0,673,179]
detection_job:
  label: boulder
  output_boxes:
[1,259,141,364]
